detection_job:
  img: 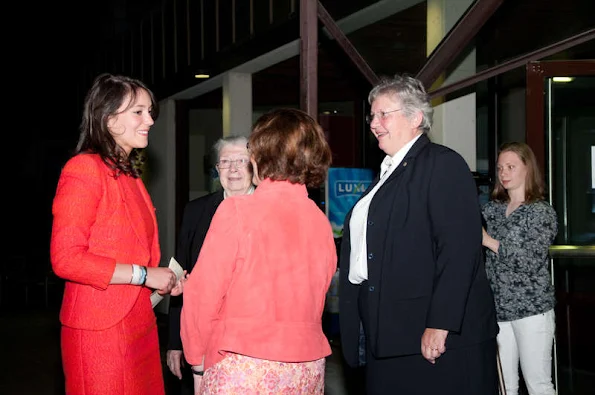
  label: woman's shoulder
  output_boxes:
[184,190,224,212]
[55,154,106,198]
[59,154,119,192]
[527,200,557,217]
[63,153,103,171]
[188,190,223,205]
[481,200,502,212]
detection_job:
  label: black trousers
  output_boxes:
[358,282,499,395]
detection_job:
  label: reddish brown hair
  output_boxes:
[249,108,332,187]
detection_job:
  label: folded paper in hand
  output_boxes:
[151,257,185,308]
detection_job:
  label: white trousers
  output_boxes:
[497,309,556,395]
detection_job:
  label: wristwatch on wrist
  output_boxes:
[191,367,204,376]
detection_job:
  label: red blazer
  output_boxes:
[50,153,161,330]
[181,180,337,370]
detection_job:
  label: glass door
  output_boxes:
[527,60,595,395]
[547,75,595,245]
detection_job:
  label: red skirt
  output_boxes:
[61,291,164,395]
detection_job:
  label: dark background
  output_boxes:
[10,1,152,264]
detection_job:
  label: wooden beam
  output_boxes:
[416,0,504,89]
[300,0,318,116]
[317,1,378,86]
[428,28,595,99]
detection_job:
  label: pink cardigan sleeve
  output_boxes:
[180,199,240,366]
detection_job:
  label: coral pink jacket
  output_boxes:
[181,179,337,369]
[50,153,161,330]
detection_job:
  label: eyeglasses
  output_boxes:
[365,109,402,124]
[216,158,250,169]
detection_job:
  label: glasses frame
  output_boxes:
[216,158,250,169]
[365,108,402,124]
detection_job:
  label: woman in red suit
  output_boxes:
[50,73,184,394]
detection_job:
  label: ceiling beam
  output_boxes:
[301,0,318,115]
[428,28,595,99]
[416,0,504,88]
[317,1,379,86]
[170,0,408,100]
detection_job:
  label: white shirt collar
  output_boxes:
[380,133,422,177]
[223,185,255,199]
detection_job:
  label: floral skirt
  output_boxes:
[198,353,325,394]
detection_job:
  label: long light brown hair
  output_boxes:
[491,141,545,203]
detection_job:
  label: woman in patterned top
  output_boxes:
[482,141,558,395]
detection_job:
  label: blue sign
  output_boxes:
[326,167,375,238]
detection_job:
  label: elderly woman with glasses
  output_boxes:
[339,74,500,394]
[180,108,337,394]
[166,135,254,395]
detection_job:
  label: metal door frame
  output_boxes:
[526,59,595,394]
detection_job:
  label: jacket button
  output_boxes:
[369,286,375,292]
[367,253,374,260]
[403,161,408,167]
[367,220,374,226]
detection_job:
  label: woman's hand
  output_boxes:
[421,328,448,364]
[193,375,203,395]
[145,267,177,294]
[482,227,500,253]
[166,350,185,379]
[192,360,205,395]
[170,271,188,296]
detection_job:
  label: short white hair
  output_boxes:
[212,135,249,162]
[368,74,433,133]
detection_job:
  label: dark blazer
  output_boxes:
[168,190,224,350]
[339,134,498,367]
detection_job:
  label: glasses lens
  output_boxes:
[365,115,373,124]
[218,159,249,169]
[234,159,247,168]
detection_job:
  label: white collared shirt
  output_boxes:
[348,133,422,284]
[223,185,255,199]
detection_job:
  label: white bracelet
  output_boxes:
[131,264,142,285]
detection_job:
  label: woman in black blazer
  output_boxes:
[166,135,254,395]
[339,74,499,394]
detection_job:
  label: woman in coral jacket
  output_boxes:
[181,108,337,394]
[50,73,184,395]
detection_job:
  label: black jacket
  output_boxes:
[168,190,224,350]
[339,134,498,367]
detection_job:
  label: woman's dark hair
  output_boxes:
[248,108,332,187]
[491,141,545,203]
[75,73,159,178]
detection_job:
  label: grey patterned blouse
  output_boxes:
[481,200,558,322]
